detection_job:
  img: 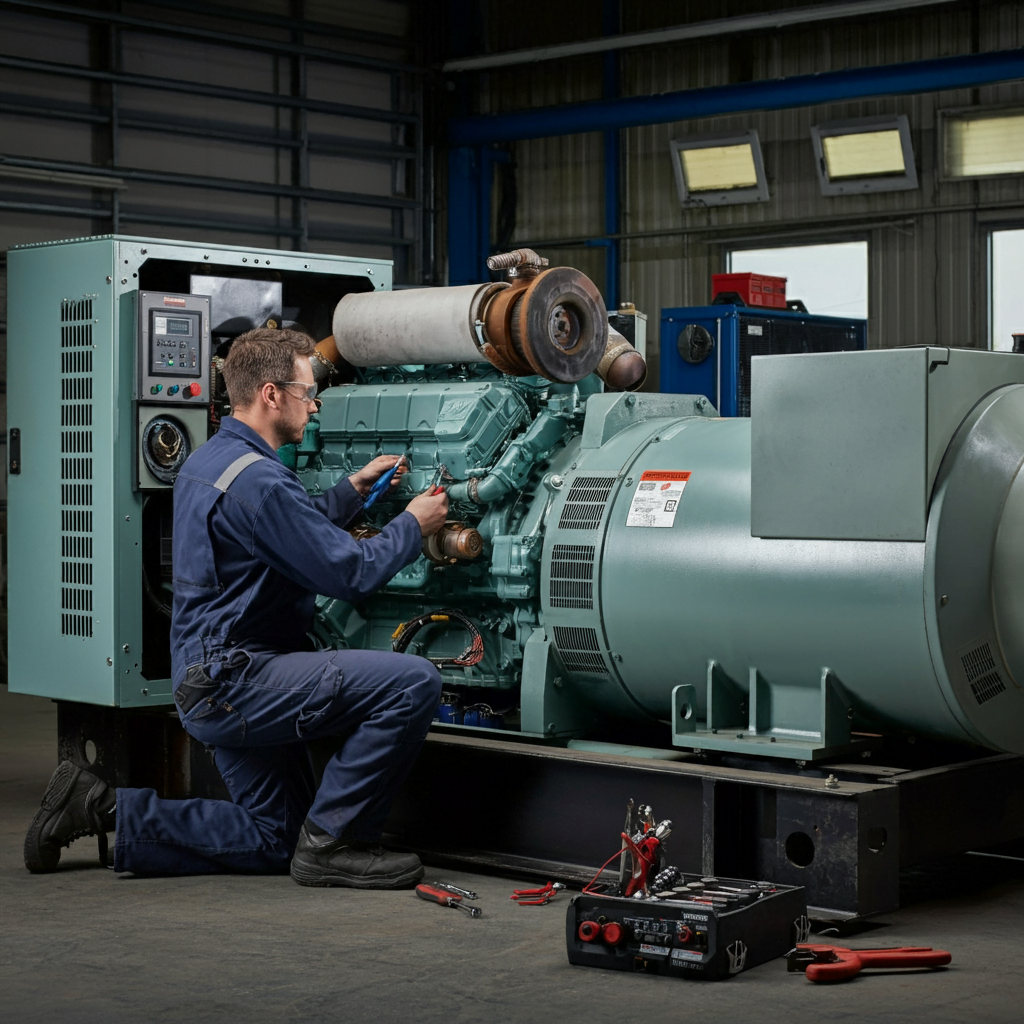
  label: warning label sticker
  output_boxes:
[671,948,704,963]
[626,471,691,528]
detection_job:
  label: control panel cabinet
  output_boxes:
[136,291,211,489]
[6,235,385,707]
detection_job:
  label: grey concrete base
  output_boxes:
[2,684,1023,1023]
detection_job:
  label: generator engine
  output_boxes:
[303,290,1024,763]
[8,235,1024,768]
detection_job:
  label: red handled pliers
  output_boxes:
[787,944,952,982]
[510,881,566,905]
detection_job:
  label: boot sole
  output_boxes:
[290,857,425,890]
[24,761,81,873]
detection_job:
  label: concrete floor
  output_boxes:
[2,684,1023,1023]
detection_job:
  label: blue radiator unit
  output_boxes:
[660,305,867,416]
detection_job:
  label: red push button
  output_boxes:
[601,922,624,945]
[184,382,202,398]
[578,920,601,942]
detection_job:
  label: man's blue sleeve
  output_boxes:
[310,476,363,527]
[247,475,422,602]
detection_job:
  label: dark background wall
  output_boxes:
[448,0,1024,381]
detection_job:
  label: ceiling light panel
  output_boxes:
[811,115,918,196]
[682,144,759,191]
[822,130,905,179]
[944,111,1024,178]
[670,130,769,207]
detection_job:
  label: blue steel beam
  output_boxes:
[601,0,620,311]
[446,0,489,285]
[448,48,1024,145]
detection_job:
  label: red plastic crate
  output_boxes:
[712,272,787,309]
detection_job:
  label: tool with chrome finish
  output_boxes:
[618,798,634,894]
[434,881,478,900]
[786,944,951,982]
[427,462,453,495]
[416,883,482,918]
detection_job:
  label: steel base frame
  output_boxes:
[54,703,1024,919]
[385,735,1024,920]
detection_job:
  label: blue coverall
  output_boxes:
[113,416,442,874]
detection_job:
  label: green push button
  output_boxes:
[150,384,163,394]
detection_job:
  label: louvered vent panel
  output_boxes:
[552,625,608,674]
[549,544,595,609]
[961,641,1006,706]
[558,476,615,529]
[970,672,1006,705]
[961,642,996,682]
[60,300,94,638]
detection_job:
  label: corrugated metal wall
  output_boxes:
[0,0,429,509]
[475,0,1024,386]
[0,1,423,260]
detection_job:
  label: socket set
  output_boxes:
[566,874,809,980]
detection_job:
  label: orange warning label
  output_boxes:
[639,470,691,482]
[163,296,187,307]
[627,471,691,528]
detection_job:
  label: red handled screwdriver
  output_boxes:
[416,883,482,917]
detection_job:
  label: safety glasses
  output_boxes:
[273,381,321,409]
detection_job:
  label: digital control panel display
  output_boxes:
[149,310,201,377]
[162,317,193,336]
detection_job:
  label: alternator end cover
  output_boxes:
[928,383,1024,753]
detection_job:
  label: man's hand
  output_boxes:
[349,455,407,496]
[406,488,449,537]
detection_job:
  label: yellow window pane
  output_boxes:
[946,114,1024,177]
[681,144,758,192]
[822,130,905,179]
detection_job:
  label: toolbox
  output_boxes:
[711,271,787,308]
[566,874,808,980]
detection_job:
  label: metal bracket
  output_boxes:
[519,628,601,738]
[473,318,487,350]
[671,661,873,761]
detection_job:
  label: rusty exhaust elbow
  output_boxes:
[597,329,647,391]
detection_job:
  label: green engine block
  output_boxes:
[290,368,597,731]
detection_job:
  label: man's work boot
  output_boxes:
[290,820,424,889]
[24,761,116,873]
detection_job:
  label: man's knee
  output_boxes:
[406,656,443,709]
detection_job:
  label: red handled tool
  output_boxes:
[787,944,951,982]
[427,463,452,495]
[510,881,566,905]
[416,883,481,917]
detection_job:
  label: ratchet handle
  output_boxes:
[415,884,481,916]
[416,883,459,906]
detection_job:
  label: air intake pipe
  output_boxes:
[313,250,619,384]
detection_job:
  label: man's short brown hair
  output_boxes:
[222,328,316,409]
